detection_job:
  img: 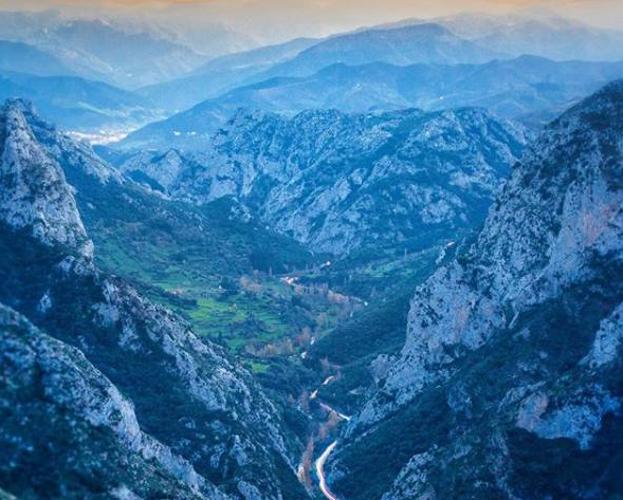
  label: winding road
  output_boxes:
[316,441,340,500]
[312,376,351,500]
[319,402,351,422]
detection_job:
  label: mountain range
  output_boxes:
[137,13,623,114]
[0,71,162,136]
[258,23,502,78]
[321,79,623,500]
[119,55,623,151]
[385,13,623,61]
[2,78,622,500]
[136,22,502,114]
[116,106,529,257]
[1,7,623,500]
[0,40,72,77]
[138,37,321,112]
[0,12,210,88]
[1,11,622,142]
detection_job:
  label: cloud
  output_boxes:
[0,0,621,31]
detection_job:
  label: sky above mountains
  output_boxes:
[0,0,621,41]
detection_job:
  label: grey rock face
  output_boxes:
[0,303,227,499]
[515,386,620,450]
[126,107,528,257]
[359,80,623,426]
[0,99,92,258]
[330,81,623,499]
[119,149,189,192]
[381,453,437,500]
[0,100,306,500]
[582,302,623,368]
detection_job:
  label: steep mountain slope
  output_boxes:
[139,37,321,112]
[134,23,503,115]
[0,71,162,134]
[118,148,190,192]
[0,99,308,499]
[469,14,623,62]
[0,17,207,88]
[1,100,312,277]
[0,99,91,256]
[120,107,528,258]
[41,19,207,88]
[0,40,72,77]
[120,56,623,150]
[0,304,227,500]
[325,81,623,499]
[391,13,623,62]
[260,23,503,79]
[13,98,325,390]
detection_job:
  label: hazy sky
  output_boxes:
[1,0,622,41]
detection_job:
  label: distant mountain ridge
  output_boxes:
[138,22,506,112]
[35,18,208,89]
[377,12,623,62]
[0,13,210,88]
[138,37,321,112]
[258,23,504,78]
[119,55,623,151]
[0,40,72,77]
[0,71,163,134]
[136,13,623,115]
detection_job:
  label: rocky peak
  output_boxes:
[222,107,278,130]
[469,78,623,304]
[0,99,93,259]
[119,148,187,192]
[1,98,37,121]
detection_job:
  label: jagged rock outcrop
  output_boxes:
[0,100,307,500]
[0,303,227,499]
[119,148,190,193]
[122,107,528,256]
[0,99,92,258]
[328,81,623,499]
